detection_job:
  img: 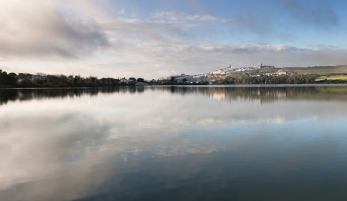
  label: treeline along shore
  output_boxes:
[0,69,149,88]
[1,65,347,88]
[0,69,209,88]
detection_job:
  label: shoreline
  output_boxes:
[1,83,347,90]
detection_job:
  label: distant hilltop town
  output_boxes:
[157,63,276,84]
[209,63,274,75]
[154,64,347,85]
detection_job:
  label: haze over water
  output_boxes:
[1,86,347,201]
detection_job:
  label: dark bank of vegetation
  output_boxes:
[0,71,17,87]
[0,69,148,88]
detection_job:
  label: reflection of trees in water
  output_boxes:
[1,86,347,106]
[0,87,146,106]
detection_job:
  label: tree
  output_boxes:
[0,71,17,86]
[137,78,144,82]
[8,73,17,77]
[129,77,136,81]
[74,75,81,84]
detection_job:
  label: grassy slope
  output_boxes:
[280,66,347,75]
[316,75,347,81]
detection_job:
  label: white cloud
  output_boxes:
[151,11,227,22]
[119,9,125,14]
[0,0,109,59]
[131,12,137,18]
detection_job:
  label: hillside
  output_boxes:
[206,65,347,84]
[281,65,347,75]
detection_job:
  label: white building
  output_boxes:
[119,78,128,84]
[259,63,275,69]
[276,70,287,75]
[174,74,194,83]
[32,74,47,82]
[193,74,208,82]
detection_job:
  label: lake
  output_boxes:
[1,85,347,201]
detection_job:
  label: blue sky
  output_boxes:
[1,0,347,78]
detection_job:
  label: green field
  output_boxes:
[315,75,347,81]
[281,66,347,75]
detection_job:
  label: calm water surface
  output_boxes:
[1,86,347,201]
